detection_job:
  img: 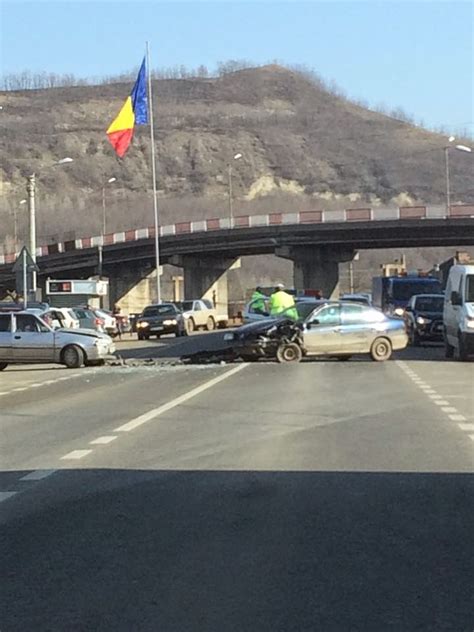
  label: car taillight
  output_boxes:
[95,318,105,326]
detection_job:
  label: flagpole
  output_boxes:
[146,41,161,304]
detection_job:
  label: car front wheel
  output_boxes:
[62,344,85,369]
[276,342,302,364]
[0,362,8,371]
[370,337,392,362]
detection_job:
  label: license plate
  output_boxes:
[151,326,164,332]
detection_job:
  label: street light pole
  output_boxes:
[228,153,242,226]
[444,147,451,213]
[26,174,37,294]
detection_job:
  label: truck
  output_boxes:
[372,274,443,316]
[175,299,228,333]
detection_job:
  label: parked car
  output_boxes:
[30,307,80,330]
[174,299,228,332]
[225,300,408,363]
[340,293,372,306]
[72,307,105,332]
[136,303,187,339]
[0,311,115,369]
[93,308,118,337]
[443,263,474,360]
[404,294,444,346]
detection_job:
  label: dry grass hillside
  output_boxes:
[0,65,472,297]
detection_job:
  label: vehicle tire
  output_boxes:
[240,354,260,362]
[458,332,469,362]
[276,342,303,364]
[138,333,144,341]
[62,345,85,369]
[444,338,454,359]
[410,328,421,347]
[0,362,8,371]
[206,317,215,332]
[186,318,195,334]
[370,337,392,362]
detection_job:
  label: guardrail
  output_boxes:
[1,204,473,265]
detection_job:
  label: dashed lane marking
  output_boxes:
[396,360,473,443]
[60,450,93,460]
[90,435,117,445]
[20,469,57,481]
[115,363,248,433]
[0,491,17,503]
[458,423,474,432]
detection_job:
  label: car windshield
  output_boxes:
[181,301,195,311]
[278,302,320,321]
[391,280,442,301]
[466,275,474,302]
[142,305,176,317]
[414,296,444,311]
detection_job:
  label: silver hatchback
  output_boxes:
[0,311,115,370]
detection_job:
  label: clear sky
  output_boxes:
[1,0,472,134]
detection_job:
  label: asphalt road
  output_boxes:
[1,336,473,631]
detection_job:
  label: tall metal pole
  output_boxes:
[101,185,107,235]
[146,41,161,304]
[22,248,28,309]
[26,174,36,295]
[228,163,233,224]
[445,146,451,213]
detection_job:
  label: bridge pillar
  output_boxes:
[276,247,355,299]
[170,255,237,315]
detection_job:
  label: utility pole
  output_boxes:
[26,174,36,296]
[228,163,233,223]
[445,146,451,214]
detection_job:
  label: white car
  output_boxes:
[443,263,474,360]
[26,307,80,330]
[93,308,118,337]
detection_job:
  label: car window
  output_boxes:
[466,275,474,302]
[194,302,201,311]
[202,299,213,309]
[16,314,47,333]
[341,304,366,324]
[311,305,340,326]
[181,301,194,312]
[142,305,176,316]
[0,315,11,332]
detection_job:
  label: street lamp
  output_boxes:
[98,177,117,277]
[11,199,27,246]
[444,138,472,212]
[101,177,117,235]
[26,157,73,296]
[228,153,243,224]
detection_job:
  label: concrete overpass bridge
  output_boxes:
[1,204,473,309]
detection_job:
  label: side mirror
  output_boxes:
[451,291,462,306]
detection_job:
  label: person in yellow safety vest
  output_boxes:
[269,284,298,320]
[251,286,267,315]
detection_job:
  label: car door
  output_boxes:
[303,304,341,354]
[13,314,55,362]
[337,304,375,352]
[0,314,13,362]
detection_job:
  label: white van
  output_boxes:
[443,264,474,360]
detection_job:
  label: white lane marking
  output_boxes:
[441,407,458,414]
[0,491,17,502]
[450,414,467,422]
[12,387,28,392]
[428,394,442,399]
[0,391,7,396]
[115,363,248,433]
[433,400,450,406]
[60,449,93,460]
[458,423,474,431]
[20,469,57,481]
[90,435,117,445]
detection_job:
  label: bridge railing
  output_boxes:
[1,204,473,265]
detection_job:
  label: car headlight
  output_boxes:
[465,318,474,330]
[163,319,177,326]
[224,333,235,341]
[394,307,404,317]
[416,316,427,325]
[137,321,149,328]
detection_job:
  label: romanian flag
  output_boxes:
[106,58,148,157]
